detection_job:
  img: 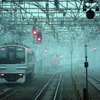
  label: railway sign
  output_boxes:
[50,59,60,65]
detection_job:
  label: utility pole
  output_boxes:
[84,44,89,100]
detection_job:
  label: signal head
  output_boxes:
[37,31,42,42]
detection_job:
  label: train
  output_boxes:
[0,43,35,83]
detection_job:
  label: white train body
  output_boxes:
[0,43,35,83]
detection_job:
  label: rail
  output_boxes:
[33,73,63,100]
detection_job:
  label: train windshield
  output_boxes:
[0,46,25,64]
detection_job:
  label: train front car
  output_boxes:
[0,43,35,84]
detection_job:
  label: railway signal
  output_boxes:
[37,31,42,42]
[32,27,42,43]
[84,44,89,100]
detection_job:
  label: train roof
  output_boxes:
[1,42,30,49]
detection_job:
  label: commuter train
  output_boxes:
[0,43,35,83]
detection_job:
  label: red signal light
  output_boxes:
[85,44,87,47]
[32,30,37,35]
[37,37,42,42]
[93,47,96,51]
[44,49,47,53]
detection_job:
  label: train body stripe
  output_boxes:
[16,68,27,70]
[16,66,27,70]
[17,65,27,67]
[16,67,27,68]
[0,67,7,68]
[0,68,7,70]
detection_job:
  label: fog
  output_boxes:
[0,1,100,75]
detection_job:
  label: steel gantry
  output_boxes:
[0,0,100,44]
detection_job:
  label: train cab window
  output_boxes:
[9,52,14,61]
[8,47,15,64]
[0,46,25,64]
[16,47,25,64]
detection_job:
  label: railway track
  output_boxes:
[82,73,100,94]
[73,71,100,100]
[0,74,54,100]
[88,74,100,94]
[89,74,100,83]
[0,85,20,100]
[0,72,77,100]
[33,73,63,100]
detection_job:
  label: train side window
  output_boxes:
[27,53,32,62]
